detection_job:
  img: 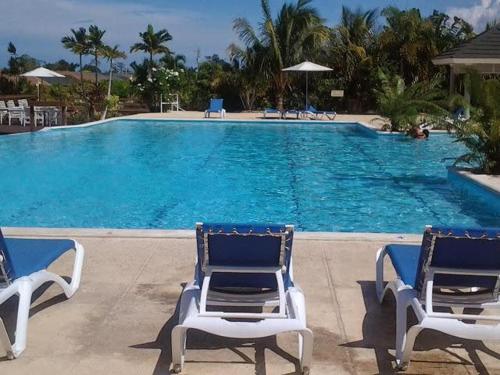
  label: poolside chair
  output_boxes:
[283,109,301,120]
[302,105,336,120]
[204,99,226,119]
[0,228,84,359]
[0,101,7,125]
[376,225,500,370]
[171,223,313,374]
[263,108,282,118]
[17,99,29,108]
[8,107,29,127]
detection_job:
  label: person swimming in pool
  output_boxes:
[409,127,430,139]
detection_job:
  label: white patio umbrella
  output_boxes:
[21,67,65,100]
[282,61,332,109]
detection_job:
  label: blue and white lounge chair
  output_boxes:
[302,105,336,120]
[171,223,313,374]
[283,109,301,120]
[263,108,282,118]
[204,98,226,119]
[0,229,84,359]
[376,226,500,370]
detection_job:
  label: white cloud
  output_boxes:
[447,0,500,31]
[0,0,234,67]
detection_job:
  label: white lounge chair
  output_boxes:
[0,229,84,359]
[263,108,282,118]
[376,225,500,370]
[171,223,313,374]
[302,105,336,120]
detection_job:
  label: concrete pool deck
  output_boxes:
[124,111,382,125]
[1,229,499,375]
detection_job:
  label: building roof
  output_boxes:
[433,24,500,65]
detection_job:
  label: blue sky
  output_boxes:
[0,0,498,69]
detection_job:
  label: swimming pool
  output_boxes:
[0,120,497,232]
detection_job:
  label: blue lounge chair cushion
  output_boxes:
[1,235,75,280]
[196,223,293,291]
[206,99,223,112]
[386,244,421,288]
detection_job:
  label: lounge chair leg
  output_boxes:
[298,328,313,374]
[375,247,386,303]
[11,280,33,358]
[395,298,421,370]
[171,325,187,373]
[0,317,14,359]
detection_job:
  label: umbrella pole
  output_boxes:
[305,71,308,110]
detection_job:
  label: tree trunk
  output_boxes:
[107,60,113,97]
[101,60,113,121]
[94,52,98,86]
[149,52,153,78]
[79,54,84,96]
[276,94,284,112]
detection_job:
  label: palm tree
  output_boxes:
[379,7,438,82]
[61,27,89,95]
[329,6,378,110]
[130,24,172,77]
[101,45,126,119]
[87,25,106,86]
[451,74,500,174]
[375,70,447,132]
[161,53,186,69]
[232,0,328,110]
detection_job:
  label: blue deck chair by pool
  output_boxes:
[171,223,313,374]
[0,229,84,359]
[302,105,336,120]
[376,226,500,370]
[204,98,226,119]
[263,108,282,118]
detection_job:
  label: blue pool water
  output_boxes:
[0,120,497,232]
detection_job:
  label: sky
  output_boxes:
[0,0,498,69]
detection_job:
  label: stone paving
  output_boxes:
[1,230,499,375]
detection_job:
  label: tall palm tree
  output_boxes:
[233,0,328,110]
[87,25,106,86]
[101,45,126,119]
[130,24,172,77]
[329,6,378,109]
[61,27,89,94]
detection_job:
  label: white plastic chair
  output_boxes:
[171,223,313,374]
[17,99,29,108]
[376,225,500,370]
[0,101,7,125]
[0,229,85,359]
[8,107,28,126]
